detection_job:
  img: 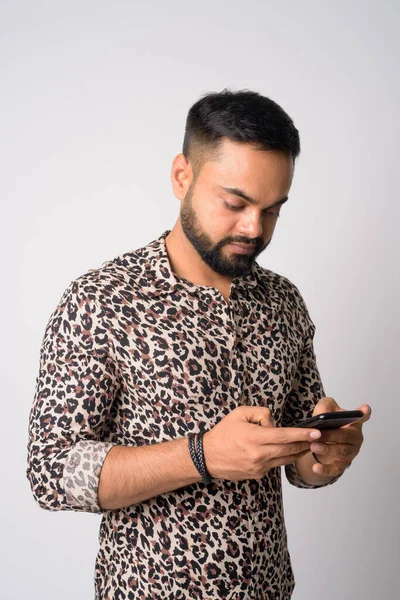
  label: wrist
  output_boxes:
[202,430,218,479]
[188,431,213,484]
[295,451,338,485]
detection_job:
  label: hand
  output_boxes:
[309,397,371,477]
[203,406,322,481]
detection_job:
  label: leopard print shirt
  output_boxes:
[27,231,335,599]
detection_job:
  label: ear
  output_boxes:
[170,153,193,201]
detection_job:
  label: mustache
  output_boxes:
[217,236,263,249]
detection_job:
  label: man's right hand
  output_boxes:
[203,406,322,481]
[97,406,322,510]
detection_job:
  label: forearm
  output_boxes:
[98,437,201,510]
[294,451,337,486]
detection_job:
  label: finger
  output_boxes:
[257,411,275,428]
[319,427,360,444]
[354,404,371,425]
[254,426,321,445]
[272,441,312,458]
[310,442,355,463]
[312,459,350,477]
[312,396,342,416]
[240,406,275,427]
[269,450,310,469]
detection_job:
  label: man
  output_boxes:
[27,89,370,599]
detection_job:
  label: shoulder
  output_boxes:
[42,241,157,350]
[252,262,316,336]
[49,238,159,326]
[253,263,308,311]
[64,239,156,302]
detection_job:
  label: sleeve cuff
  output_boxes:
[63,440,115,512]
[285,461,342,489]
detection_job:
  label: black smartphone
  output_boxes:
[296,410,364,430]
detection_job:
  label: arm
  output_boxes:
[282,313,370,486]
[27,281,119,512]
[26,277,321,512]
[27,280,336,513]
[27,280,202,513]
[97,440,200,510]
[282,321,339,488]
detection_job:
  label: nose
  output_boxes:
[236,211,263,239]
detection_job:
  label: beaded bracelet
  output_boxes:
[188,431,213,484]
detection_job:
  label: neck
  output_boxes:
[165,221,233,293]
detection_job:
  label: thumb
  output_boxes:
[313,396,342,416]
[355,403,372,424]
[241,406,275,427]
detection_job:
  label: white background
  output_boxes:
[1,1,399,598]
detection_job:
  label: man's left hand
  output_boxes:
[309,397,371,477]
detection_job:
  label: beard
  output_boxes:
[180,186,270,278]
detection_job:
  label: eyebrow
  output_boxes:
[219,185,289,208]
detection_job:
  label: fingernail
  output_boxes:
[310,431,321,439]
[311,443,324,452]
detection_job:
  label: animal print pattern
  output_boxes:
[27,231,337,599]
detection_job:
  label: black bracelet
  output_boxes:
[195,430,212,485]
[188,433,202,474]
[188,431,213,485]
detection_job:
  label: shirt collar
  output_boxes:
[143,230,259,298]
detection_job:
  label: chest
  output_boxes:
[107,294,304,443]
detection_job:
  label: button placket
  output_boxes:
[228,320,246,406]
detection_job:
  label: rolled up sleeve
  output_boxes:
[26,280,118,513]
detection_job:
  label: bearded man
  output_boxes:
[27,89,370,599]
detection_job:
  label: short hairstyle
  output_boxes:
[182,88,300,178]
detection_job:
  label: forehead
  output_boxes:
[201,138,294,195]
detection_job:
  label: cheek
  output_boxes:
[263,217,279,238]
[201,204,238,235]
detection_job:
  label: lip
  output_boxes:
[227,243,255,255]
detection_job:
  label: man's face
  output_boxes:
[179,138,294,277]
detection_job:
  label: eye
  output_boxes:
[263,209,280,218]
[223,200,243,211]
[222,199,281,218]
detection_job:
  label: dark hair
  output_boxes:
[182,88,300,176]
